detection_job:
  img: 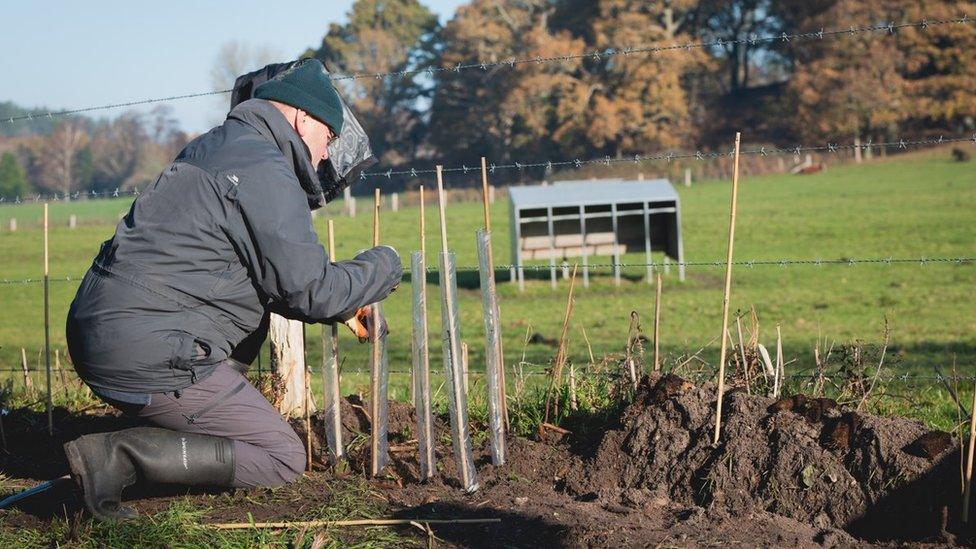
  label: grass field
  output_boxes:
[0,149,974,428]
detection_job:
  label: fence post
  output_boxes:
[391,192,399,212]
[684,168,691,187]
[9,218,16,231]
[44,204,52,435]
[269,314,311,417]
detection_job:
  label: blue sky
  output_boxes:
[0,0,467,133]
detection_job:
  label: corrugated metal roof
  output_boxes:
[508,179,678,209]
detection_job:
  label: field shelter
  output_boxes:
[507,178,685,288]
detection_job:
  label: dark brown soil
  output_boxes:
[2,376,974,547]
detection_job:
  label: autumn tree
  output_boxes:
[428,0,702,173]
[780,0,976,142]
[309,0,440,167]
[898,0,976,134]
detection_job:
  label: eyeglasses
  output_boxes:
[328,131,340,146]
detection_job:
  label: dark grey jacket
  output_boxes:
[66,99,401,395]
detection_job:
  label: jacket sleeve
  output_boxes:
[230,165,402,324]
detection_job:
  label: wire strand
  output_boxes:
[0,257,971,286]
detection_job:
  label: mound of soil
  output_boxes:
[2,376,973,547]
[567,374,968,542]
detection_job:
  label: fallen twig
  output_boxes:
[208,518,501,530]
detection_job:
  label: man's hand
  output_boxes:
[342,305,389,343]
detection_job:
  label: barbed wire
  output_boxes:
[1,16,971,126]
[2,365,971,385]
[1,133,973,205]
[0,256,971,286]
[363,135,975,180]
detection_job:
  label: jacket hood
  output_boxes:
[227,99,326,210]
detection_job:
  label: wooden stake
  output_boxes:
[481,157,509,427]
[209,518,501,530]
[713,132,742,446]
[44,203,52,435]
[963,375,976,523]
[653,273,662,372]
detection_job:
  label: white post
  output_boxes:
[8,218,16,231]
[269,313,313,417]
[69,214,77,229]
[637,172,644,181]
[854,135,862,164]
[391,192,399,212]
[343,186,352,216]
[489,185,495,205]
[349,196,357,218]
[684,168,691,187]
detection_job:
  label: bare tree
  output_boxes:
[40,121,88,195]
[210,41,280,123]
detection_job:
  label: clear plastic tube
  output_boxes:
[476,229,506,466]
[411,251,435,479]
[322,323,343,461]
[370,302,390,475]
[439,251,479,492]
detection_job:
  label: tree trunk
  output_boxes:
[269,313,315,418]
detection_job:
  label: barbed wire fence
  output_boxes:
[1,134,973,204]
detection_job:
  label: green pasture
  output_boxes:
[0,149,974,429]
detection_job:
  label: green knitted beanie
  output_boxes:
[254,59,344,133]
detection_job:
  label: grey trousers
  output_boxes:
[134,361,305,488]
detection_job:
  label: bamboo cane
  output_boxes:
[653,273,662,372]
[210,518,501,530]
[713,132,742,446]
[963,375,976,523]
[44,203,52,435]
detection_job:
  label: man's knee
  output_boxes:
[272,430,306,484]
